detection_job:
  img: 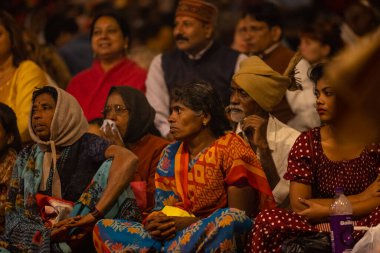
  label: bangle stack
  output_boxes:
[91,207,104,220]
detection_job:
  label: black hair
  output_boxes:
[0,103,22,152]
[0,10,29,67]
[90,12,131,41]
[243,2,283,30]
[308,63,325,84]
[301,18,344,57]
[32,86,58,103]
[44,14,78,45]
[171,81,231,138]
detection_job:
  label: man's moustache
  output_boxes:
[226,105,244,112]
[175,35,189,41]
[226,106,245,123]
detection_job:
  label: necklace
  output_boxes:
[43,146,71,196]
[0,80,11,93]
[0,67,16,93]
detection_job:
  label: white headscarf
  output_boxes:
[28,86,89,198]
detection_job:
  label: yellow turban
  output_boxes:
[232,56,291,112]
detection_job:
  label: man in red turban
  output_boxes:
[146,0,247,139]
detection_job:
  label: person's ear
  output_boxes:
[270,26,282,42]
[6,134,14,146]
[202,113,211,127]
[123,37,129,53]
[321,44,331,58]
[204,23,214,39]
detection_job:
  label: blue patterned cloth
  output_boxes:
[0,136,140,253]
[92,133,272,252]
[94,208,253,252]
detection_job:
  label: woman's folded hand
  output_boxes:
[359,175,380,201]
[171,216,200,231]
[144,213,176,240]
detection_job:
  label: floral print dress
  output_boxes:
[0,134,140,253]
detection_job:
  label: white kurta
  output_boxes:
[236,115,300,205]
[286,59,320,132]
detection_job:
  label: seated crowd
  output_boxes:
[0,0,380,252]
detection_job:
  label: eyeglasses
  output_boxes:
[102,104,128,116]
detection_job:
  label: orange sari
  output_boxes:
[154,132,275,217]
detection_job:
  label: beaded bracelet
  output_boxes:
[90,207,104,220]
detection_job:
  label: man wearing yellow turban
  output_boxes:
[229,56,300,207]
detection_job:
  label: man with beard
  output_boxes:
[146,0,246,138]
[230,56,300,207]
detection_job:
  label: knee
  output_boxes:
[223,207,250,218]
[217,208,253,228]
[95,219,113,228]
[93,219,111,238]
[254,208,280,227]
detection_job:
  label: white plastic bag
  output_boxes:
[352,224,380,253]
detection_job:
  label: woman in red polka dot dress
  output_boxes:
[246,64,380,252]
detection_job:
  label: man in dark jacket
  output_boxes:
[146,0,246,137]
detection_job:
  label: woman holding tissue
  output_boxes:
[247,64,380,252]
[101,86,169,213]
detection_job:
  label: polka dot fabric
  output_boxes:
[246,128,380,253]
[285,128,380,198]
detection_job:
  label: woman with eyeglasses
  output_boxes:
[67,12,147,123]
[100,86,169,213]
[93,82,274,252]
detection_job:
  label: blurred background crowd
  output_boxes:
[1,0,379,88]
[0,0,380,252]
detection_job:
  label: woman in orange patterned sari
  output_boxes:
[93,82,274,252]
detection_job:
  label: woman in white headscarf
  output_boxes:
[0,86,139,252]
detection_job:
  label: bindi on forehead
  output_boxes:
[34,98,47,104]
